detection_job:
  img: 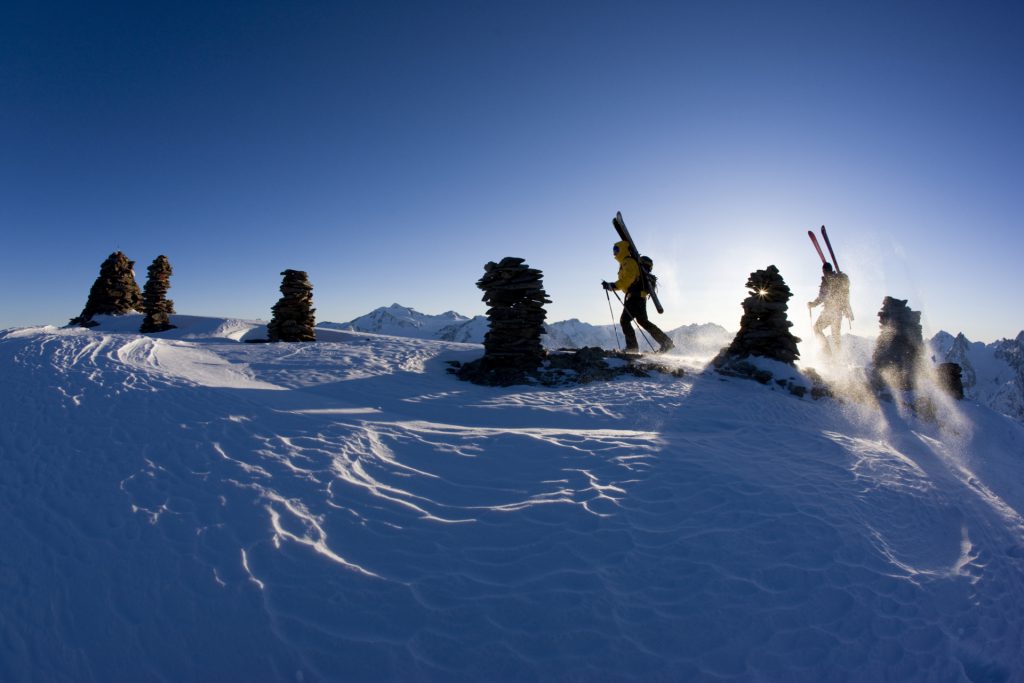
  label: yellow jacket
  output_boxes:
[611,240,643,295]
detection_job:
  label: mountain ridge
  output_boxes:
[327,305,1024,423]
[322,303,735,357]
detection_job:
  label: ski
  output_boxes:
[612,211,664,314]
[808,230,827,265]
[820,225,840,272]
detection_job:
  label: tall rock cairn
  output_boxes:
[478,257,550,369]
[871,296,925,391]
[267,269,316,342]
[936,362,965,400]
[140,255,176,333]
[718,265,801,365]
[69,251,144,326]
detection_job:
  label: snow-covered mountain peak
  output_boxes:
[930,328,1024,422]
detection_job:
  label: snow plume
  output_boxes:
[801,332,973,448]
[802,341,999,545]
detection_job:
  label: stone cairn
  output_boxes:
[267,269,316,342]
[140,255,176,333]
[478,258,550,365]
[716,265,801,368]
[456,257,550,385]
[936,362,965,400]
[69,251,143,326]
[871,296,925,391]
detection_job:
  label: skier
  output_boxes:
[602,241,674,354]
[807,262,853,354]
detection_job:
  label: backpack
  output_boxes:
[833,271,850,300]
[639,256,657,291]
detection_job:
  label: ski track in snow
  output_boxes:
[2,321,1024,681]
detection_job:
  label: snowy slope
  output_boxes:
[334,307,1024,426]
[2,314,1024,682]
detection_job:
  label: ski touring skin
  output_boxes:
[612,211,664,314]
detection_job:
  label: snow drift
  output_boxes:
[1,314,1023,682]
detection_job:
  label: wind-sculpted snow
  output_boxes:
[1,317,1023,681]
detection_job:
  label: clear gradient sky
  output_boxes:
[3,1,1022,342]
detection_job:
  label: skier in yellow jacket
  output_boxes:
[602,240,674,354]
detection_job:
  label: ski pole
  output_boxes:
[612,290,656,352]
[605,288,622,351]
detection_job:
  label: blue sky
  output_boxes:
[3,0,1022,342]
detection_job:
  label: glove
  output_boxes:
[601,281,613,291]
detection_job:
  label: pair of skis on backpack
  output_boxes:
[808,225,841,272]
[612,212,664,315]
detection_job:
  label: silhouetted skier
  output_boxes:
[603,242,673,354]
[807,262,853,354]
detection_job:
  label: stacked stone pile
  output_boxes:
[69,251,144,326]
[871,296,925,391]
[140,255,176,333]
[455,257,551,386]
[267,269,316,342]
[478,257,551,367]
[936,362,965,400]
[716,265,801,366]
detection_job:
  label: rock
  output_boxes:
[870,296,925,391]
[140,255,176,333]
[457,257,551,385]
[936,362,965,400]
[452,346,675,387]
[714,265,801,369]
[267,269,316,342]
[69,251,144,326]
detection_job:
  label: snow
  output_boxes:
[2,314,1023,682]
[324,304,735,356]
[930,331,1024,422]
[323,304,478,341]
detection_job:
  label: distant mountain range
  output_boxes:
[321,303,734,357]
[931,331,1024,423]
[324,304,1024,425]
[321,304,487,343]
